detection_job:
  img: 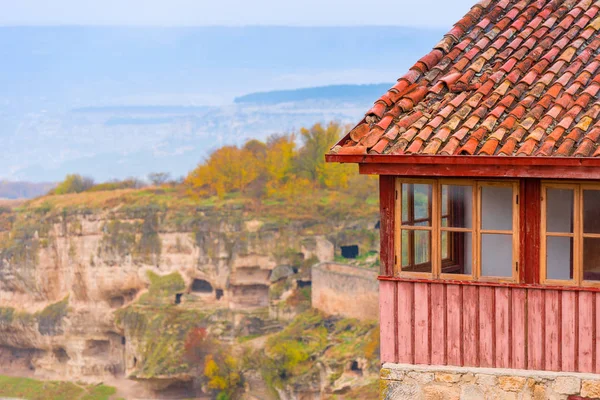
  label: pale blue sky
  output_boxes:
[0,0,475,28]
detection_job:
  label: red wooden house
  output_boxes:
[327,0,600,398]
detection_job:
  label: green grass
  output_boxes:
[0,375,116,400]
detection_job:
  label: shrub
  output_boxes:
[51,174,95,195]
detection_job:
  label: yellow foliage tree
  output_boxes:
[264,134,296,197]
[186,145,260,197]
[204,353,241,397]
[294,122,354,189]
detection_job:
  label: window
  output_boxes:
[395,179,519,282]
[541,183,600,286]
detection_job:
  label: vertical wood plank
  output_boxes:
[414,283,430,364]
[512,288,527,369]
[430,284,446,365]
[379,281,397,363]
[521,179,541,284]
[379,175,396,276]
[397,282,414,364]
[528,289,545,370]
[544,290,561,371]
[463,285,479,367]
[446,284,462,366]
[494,287,510,368]
[561,291,577,372]
[595,293,600,374]
[579,291,594,373]
[479,286,495,367]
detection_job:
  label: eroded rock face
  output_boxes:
[0,206,376,389]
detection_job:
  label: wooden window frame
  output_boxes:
[394,178,519,282]
[395,178,437,279]
[439,179,477,281]
[541,182,600,288]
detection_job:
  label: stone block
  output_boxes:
[383,381,422,400]
[461,373,476,384]
[476,374,498,387]
[581,380,600,398]
[552,377,581,395]
[460,384,484,400]
[408,371,434,384]
[533,385,547,400]
[498,376,527,392]
[422,384,459,400]
[435,372,461,383]
[381,367,405,381]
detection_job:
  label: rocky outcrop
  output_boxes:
[0,201,378,396]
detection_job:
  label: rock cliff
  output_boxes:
[0,189,379,398]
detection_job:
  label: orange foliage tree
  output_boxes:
[185,122,357,199]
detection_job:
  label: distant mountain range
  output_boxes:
[0,181,55,200]
[234,83,394,104]
[0,26,446,183]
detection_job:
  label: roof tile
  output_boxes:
[332,0,600,158]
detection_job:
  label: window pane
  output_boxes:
[584,237,600,281]
[401,183,432,227]
[401,230,431,273]
[413,184,431,221]
[442,185,473,228]
[481,234,513,277]
[481,186,513,231]
[442,232,473,275]
[547,188,574,233]
[402,188,408,222]
[584,190,600,234]
[546,236,573,281]
[442,231,449,259]
[442,185,448,215]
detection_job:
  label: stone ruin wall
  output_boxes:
[311,262,378,321]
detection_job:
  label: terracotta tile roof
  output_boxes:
[331,0,600,157]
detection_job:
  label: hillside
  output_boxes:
[0,181,380,399]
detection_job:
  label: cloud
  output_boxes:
[0,0,474,28]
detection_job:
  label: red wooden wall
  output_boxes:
[380,280,600,373]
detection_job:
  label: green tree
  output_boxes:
[52,174,95,195]
[294,122,345,185]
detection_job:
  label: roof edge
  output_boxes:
[325,154,600,168]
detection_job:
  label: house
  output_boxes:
[326,0,600,398]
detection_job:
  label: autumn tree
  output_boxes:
[204,352,241,399]
[186,145,260,197]
[294,122,354,189]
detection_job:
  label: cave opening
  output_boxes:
[191,279,213,294]
[109,296,125,308]
[297,280,312,288]
[350,360,362,375]
[341,245,359,259]
[121,336,126,345]
[133,356,137,367]
[215,289,224,300]
[175,293,183,304]
[53,348,70,364]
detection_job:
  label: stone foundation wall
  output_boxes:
[381,363,600,400]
